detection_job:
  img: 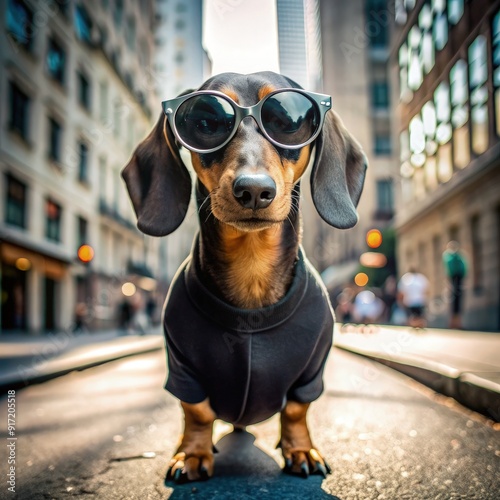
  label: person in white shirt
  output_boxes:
[397,268,430,328]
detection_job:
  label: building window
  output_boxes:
[46,37,65,84]
[492,11,500,136]
[374,134,392,155]
[433,0,448,50]
[54,0,68,16]
[126,17,135,50]
[448,0,463,25]
[175,19,186,30]
[366,0,388,48]
[45,199,62,242]
[77,71,91,111]
[371,82,389,109]
[450,60,470,168]
[6,0,33,51]
[78,142,89,183]
[419,3,435,74]
[8,82,30,141]
[114,0,123,28]
[77,216,88,249]
[409,114,425,162]
[376,179,394,214]
[408,26,423,90]
[5,174,27,229]
[399,43,410,101]
[468,35,489,155]
[434,83,453,182]
[75,4,92,43]
[48,117,62,162]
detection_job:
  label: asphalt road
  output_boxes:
[1,348,499,500]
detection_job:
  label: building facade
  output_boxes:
[276,0,322,91]
[0,0,163,333]
[311,0,398,288]
[393,0,500,330]
[154,0,208,98]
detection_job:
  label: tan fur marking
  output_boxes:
[190,153,222,193]
[221,224,286,308]
[258,84,277,101]
[288,145,312,183]
[219,87,239,103]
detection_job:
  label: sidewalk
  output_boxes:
[0,326,164,392]
[334,324,500,422]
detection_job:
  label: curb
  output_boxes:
[0,336,165,393]
[335,345,500,423]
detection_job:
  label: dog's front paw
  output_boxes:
[280,445,331,478]
[167,449,214,483]
[279,401,331,478]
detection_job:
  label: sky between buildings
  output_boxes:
[203,0,280,75]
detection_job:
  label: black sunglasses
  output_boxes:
[161,89,332,153]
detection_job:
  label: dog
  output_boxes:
[122,71,367,483]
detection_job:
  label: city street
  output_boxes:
[2,347,498,499]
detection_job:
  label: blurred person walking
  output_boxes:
[442,241,467,329]
[397,268,430,328]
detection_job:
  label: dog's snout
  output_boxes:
[232,174,277,210]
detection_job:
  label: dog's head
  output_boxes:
[122,71,367,236]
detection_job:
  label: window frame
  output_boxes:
[45,198,62,243]
[8,81,30,141]
[5,174,27,229]
[46,36,66,85]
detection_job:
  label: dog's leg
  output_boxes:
[279,401,331,478]
[167,399,216,483]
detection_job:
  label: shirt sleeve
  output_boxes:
[164,333,207,404]
[287,315,333,404]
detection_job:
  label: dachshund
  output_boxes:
[122,71,367,483]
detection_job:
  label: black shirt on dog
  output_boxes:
[163,238,334,426]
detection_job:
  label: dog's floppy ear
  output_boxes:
[310,111,367,229]
[122,112,192,236]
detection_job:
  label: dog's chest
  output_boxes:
[163,248,334,426]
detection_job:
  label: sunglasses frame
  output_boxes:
[161,88,332,154]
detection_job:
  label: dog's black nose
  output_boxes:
[233,174,277,210]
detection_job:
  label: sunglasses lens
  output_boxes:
[261,91,319,147]
[175,95,235,151]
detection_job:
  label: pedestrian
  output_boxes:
[119,299,133,333]
[335,288,354,324]
[442,241,467,329]
[382,275,398,323]
[352,289,385,324]
[397,267,430,328]
[146,294,157,326]
[73,302,88,333]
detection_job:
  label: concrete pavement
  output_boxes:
[1,323,499,423]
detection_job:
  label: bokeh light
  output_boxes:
[122,282,136,297]
[77,244,95,263]
[15,257,31,271]
[354,272,369,287]
[366,229,383,249]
